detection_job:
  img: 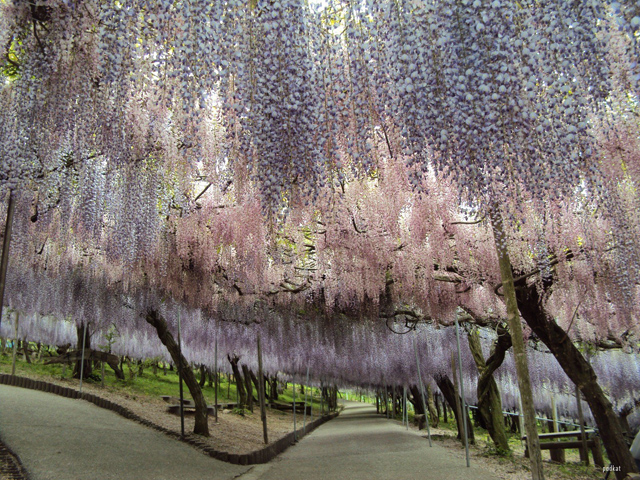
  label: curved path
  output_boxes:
[0,385,250,480]
[1,387,497,480]
[240,400,497,480]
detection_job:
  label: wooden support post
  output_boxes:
[576,384,589,465]
[0,191,15,332]
[550,396,565,463]
[492,212,544,480]
[455,318,470,467]
[177,308,185,438]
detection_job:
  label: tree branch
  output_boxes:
[451,216,485,225]
[194,183,212,203]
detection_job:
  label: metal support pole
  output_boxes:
[385,383,389,419]
[401,386,404,426]
[11,310,18,376]
[79,322,88,393]
[304,365,310,434]
[178,307,185,438]
[257,335,268,444]
[214,337,219,423]
[413,336,432,446]
[455,318,470,467]
[403,386,408,430]
[293,376,297,441]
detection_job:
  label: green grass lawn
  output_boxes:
[0,348,326,414]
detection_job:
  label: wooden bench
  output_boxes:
[161,395,193,406]
[161,396,216,415]
[167,404,216,415]
[268,402,312,415]
[523,430,604,467]
[213,403,238,410]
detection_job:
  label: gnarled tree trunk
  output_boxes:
[269,375,278,402]
[45,348,124,380]
[242,364,254,412]
[492,213,544,480]
[425,385,439,428]
[199,364,206,388]
[228,355,247,408]
[434,373,474,443]
[467,326,510,453]
[146,309,209,436]
[516,284,637,480]
[408,385,426,415]
[73,324,91,379]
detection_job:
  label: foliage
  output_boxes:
[0,1,639,468]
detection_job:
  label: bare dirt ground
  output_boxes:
[1,371,313,456]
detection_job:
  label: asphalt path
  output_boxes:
[1,387,498,480]
[0,385,250,480]
[241,400,498,480]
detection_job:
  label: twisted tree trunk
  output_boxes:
[492,213,544,480]
[199,364,206,388]
[73,324,92,379]
[228,355,247,408]
[146,309,209,436]
[516,284,637,480]
[434,374,474,443]
[242,364,254,412]
[408,385,425,415]
[425,385,439,428]
[467,326,511,452]
[269,375,278,402]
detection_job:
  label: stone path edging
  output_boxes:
[0,374,338,465]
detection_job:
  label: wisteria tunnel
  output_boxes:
[1,1,640,480]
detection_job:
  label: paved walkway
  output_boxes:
[1,387,497,480]
[0,385,250,480]
[240,400,497,480]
